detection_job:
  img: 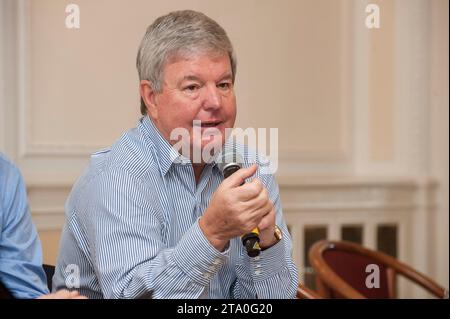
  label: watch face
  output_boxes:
[274,225,283,241]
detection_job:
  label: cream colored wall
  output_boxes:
[0,0,448,292]
[24,0,351,173]
[430,0,449,289]
[24,0,351,270]
[38,230,61,265]
[369,0,395,161]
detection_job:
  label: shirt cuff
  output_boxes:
[239,238,286,282]
[172,218,229,286]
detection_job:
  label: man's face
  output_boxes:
[149,53,236,162]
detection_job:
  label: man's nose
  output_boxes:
[202,84,221,110]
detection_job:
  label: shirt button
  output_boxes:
[254,270,262,275]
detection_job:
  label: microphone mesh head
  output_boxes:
[217,150,243,173]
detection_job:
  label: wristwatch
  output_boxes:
[274,225,283,241]
[260,225,283,251]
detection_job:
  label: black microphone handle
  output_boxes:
[223,164,261,257]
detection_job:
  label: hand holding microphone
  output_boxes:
[218,153,260,257]
[199,153,275,257]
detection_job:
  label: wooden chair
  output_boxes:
[309,240,447,299]
[296,283,323,299]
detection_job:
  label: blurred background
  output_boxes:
[0,0,448,298]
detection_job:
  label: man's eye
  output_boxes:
[184,85,199,92]
[218,82,231,90]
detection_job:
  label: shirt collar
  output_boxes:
[139,116,187,176]
[139,115,231,177]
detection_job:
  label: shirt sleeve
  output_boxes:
[231,171,299,299]
[0,162,49,298]
[75,168,230,299]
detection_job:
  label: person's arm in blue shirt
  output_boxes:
[230,171,298,298]
[199,164,298,299]
[0,156,49,298]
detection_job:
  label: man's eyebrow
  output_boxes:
[181,75,201,82]
[218,73,233,82]
[177,73,233,86]
[177,75,202,86]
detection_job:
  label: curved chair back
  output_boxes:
[309,240,447,299]
[296,283,323,299]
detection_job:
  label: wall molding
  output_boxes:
[29,176,436,232]
[16,0,108,158]
[32,207,66,231]
[279,176,437,298]
[15,0,355,165]
[7,0,444,296]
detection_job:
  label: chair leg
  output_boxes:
[386,268,397,298]
[315,276,331,298]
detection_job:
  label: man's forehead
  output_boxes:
[167,50,229,63]
[164,53,232,81]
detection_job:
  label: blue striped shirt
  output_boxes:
[52,116,298,299]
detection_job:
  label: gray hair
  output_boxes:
[136,10,237,115]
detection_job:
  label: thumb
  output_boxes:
[224,164,257,187]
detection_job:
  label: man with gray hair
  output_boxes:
[53,10,298,299]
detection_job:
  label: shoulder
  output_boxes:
[110,125,159,180]
[0,154,30,225]
[0,153,25,199]
[0,153,21,180]
[79,125,159,185]
[67,127,161,209]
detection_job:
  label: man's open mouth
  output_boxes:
[200,121,222,128]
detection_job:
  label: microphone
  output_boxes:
[217,150,261,257]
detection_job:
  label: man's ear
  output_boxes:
[140,80,159,120]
